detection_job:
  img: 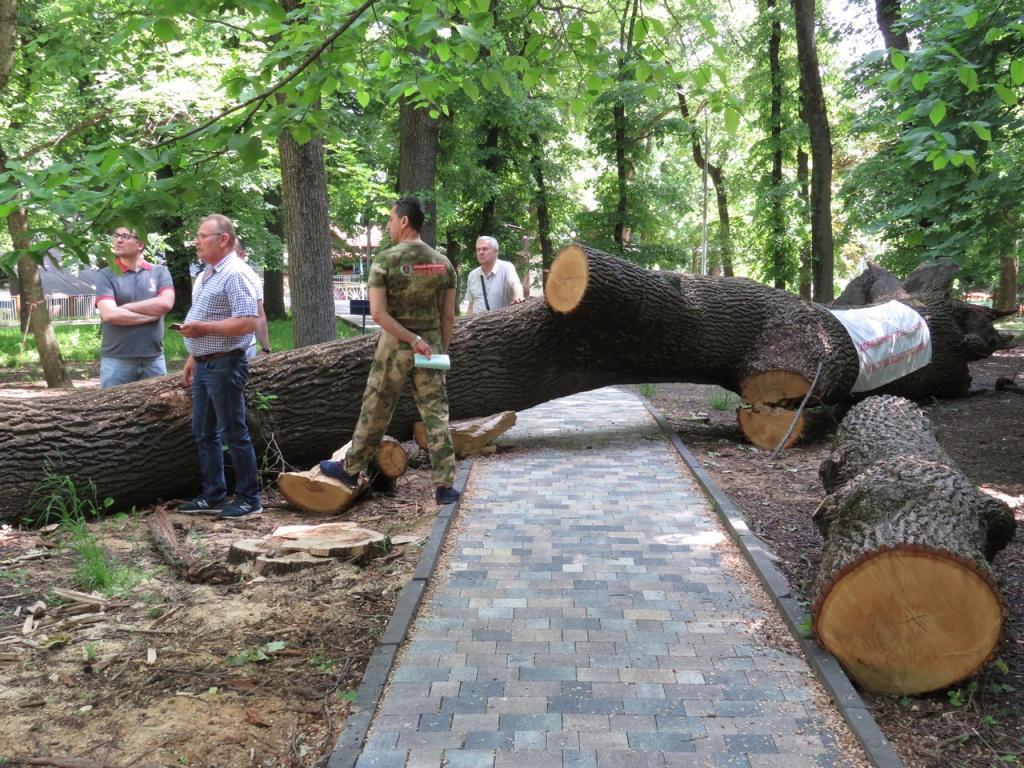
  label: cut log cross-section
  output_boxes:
[0,245,1012,519]
[275,437,406,514]
[813,395,1016,695]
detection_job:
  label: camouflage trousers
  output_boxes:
[345,332,456,487]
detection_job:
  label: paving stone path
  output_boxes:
[357,388,861,768]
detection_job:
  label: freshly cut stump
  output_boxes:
[279,527,385,561]
[739,370,810,405]
[813,395,1016,695]
[736,404,804,450]
[226,541,336,576]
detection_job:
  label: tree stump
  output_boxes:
[276,437,405,513]
[813,395,1016,694]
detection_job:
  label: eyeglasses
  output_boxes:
[194,232,222,241]
[111,233,139,242]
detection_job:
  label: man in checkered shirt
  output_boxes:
[175,214,262,519]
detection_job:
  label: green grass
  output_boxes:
[708,387,740,411]
[0,315,358,369]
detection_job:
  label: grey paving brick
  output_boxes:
[444,750,498,768]
[724,735,778,754]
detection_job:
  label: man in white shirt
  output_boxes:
[466,236,524,315]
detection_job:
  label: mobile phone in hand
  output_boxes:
[170,323,184,330]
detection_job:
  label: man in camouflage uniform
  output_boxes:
[320,197,460,505]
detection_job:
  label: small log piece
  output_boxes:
[813,395,1016,695]
[413,411,517,458]
[276,438,402,513]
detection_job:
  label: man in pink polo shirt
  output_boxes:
[94,226,175,388]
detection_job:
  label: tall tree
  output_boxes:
[398,96,441,247]
[792,0,834,301]
[875,0,910,53]
[767,0,788,289]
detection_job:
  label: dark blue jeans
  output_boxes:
[191,353,260,504]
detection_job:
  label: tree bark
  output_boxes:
[792,0,834,302]
[477,124,501,238]
[813,395,1015,694]
[1,245,1012,520]
[875,0,909,52]
[797,147,811,300]
[398,96,440,247]
[277,129,336,347]
[530,140,554,271]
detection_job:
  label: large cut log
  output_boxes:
[413,411,517,458]
[813,395,1016,695]
[275,438,404,514]
[0,245,1011,520]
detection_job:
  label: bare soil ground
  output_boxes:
[0,347,1021,768]
[637,344,1024,768]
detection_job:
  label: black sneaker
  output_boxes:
[218,499,263,519]
[435,486,461,505]
[177,496,224,515]
[319,460,360,488]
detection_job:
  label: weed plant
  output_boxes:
[708,388,740,411]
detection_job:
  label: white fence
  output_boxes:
[332,278,367,301]
[0,293,98,325]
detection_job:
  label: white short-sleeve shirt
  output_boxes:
[466,259,522,314]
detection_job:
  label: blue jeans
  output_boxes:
[100,355,166,388]
[191,353,260,504]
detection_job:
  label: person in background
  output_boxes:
[94,227,175,388]
[175,214,262,519]
[318,196,460,505]
[465,235,524,315]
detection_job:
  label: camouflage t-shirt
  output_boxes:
[368,241,456,338]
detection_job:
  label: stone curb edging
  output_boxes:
[326,459,474,768]
[639,397,905,768]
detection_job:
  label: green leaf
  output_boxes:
[356,90,370,108]
[153,18,178,43]
[891,50,907,70]
[724,106,740,135]
[567,20,584,40]
[958,66,979,91]
[929,100,946,125]
[933,154,948,170]
[635,62,651,82]
[290,123,312,145]
[570,96,587,119]
[972,122,992,141]
[994,83,1017,106]
[911,72,929,91]
[1012,59,1024,86]
[522,70,539,90]
[586,73,603,93]
[378,50,393,69]
[949,152,965,167]
[462,79,480,100]
[963,9,978,28]
[239,136,262,167]
[994,657,1010,674]
[435,42,451,62]
[497,74,512,98]
[262,640,286,653]
[699,16,716,38]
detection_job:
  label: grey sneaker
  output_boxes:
[218,499,263,519]
[177,496,224,515]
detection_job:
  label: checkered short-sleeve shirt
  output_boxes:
[184,252,258,357]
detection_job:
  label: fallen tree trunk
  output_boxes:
[413,411,517,458]
[813,395,1016,695]
[0,245,1011,520]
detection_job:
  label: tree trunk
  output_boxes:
[678,93,733,277]
[530,141,555,271]
[478,124,501,238]
[992,253,1018,313]
[262,187,287,321]
[277,130,335,347]
[792,0,834,302]
[875,0,909,52]
[613,100,629,248]
[767,0,787,290]
[154,165,193,316]
[0,0,16,93]
[0,245,1012,521]
[814,395,1015,694]
[8,207,73,389]
[398,96,440,247]
[797,147,811,300]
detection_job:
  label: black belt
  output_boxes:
[195,349,245,363]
